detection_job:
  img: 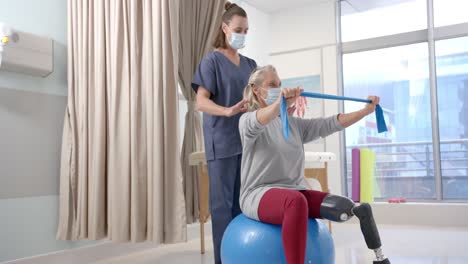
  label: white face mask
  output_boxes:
[263,87,282,105]
[228,32,246,50]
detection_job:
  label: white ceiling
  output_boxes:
[242,0,415,14]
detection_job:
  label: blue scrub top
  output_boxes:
[192,51,257,161]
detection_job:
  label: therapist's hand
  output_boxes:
[224,99,249,117]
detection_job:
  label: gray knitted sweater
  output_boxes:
[238,111,344,220]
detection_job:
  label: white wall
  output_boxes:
[268,0,343,195]
[233,0,345,195]
[269,1,336,54]
[238,1,271,66]
[0,0,96,262]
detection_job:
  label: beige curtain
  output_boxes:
[57,0,186,243]
[178,0,225,224]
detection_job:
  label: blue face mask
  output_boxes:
[264,87,282,105]
[228,32,246,50]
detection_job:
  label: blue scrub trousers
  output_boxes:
[207,154,242,264]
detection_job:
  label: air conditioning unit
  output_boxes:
[0,22,54,77]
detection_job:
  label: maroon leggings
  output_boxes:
[258,188,329,264]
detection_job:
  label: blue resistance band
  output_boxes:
[280,91,388,140]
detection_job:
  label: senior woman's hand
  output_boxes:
[337,95,381,128]
[363,96,380,115]
[281,86,303,109]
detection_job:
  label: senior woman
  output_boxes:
[238,65,390,264]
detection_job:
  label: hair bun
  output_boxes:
[225,1,236,11]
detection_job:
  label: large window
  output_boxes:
[433,0,468,27]
[343,44,435,199]
[341,0,427,42]
[435,36,468,199]
[340,0,468,201]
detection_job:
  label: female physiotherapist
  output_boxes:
[191,2,257,264]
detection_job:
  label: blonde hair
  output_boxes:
[243,65,277,111]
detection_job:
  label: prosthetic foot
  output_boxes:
[320,195,391,264]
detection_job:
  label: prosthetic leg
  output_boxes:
[320,195,390,264]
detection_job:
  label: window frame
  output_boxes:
[337,0,468,202]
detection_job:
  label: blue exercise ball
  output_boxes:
[221,214,334,264]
